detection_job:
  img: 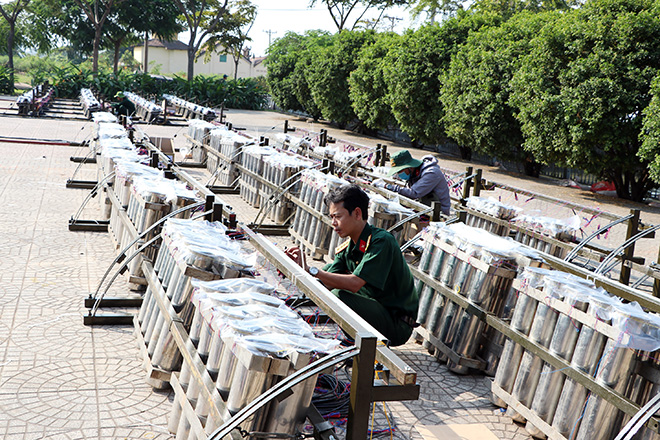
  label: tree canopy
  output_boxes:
[441,11,557,175]
[510,0,660,200]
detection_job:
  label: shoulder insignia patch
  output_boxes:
[364,235,372,252]
[335,240,350,254]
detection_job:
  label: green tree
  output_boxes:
[441,11,558,176]
[348,31,400,131]
[266,32,307,112]
[470,0,569,19]
[200,0,257,80]
[310,0,411,31]
[510,0,660,201]
[104,0,181,74]
[384,11,499,152]
[172,0,253,80]
[408,0,463,23]
[0,0,31,90]
[306,29,375,127]
[639,75,660,185]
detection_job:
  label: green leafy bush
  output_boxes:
[48,65,267,109]
[0,66,13,94]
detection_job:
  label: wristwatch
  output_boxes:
[308,266,319,277]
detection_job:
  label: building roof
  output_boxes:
[143,38,188,51]
[252,56,266,66]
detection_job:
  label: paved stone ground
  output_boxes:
[0,105,658,440]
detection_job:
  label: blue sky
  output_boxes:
[248,0,412,56]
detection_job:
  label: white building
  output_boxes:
[133,39,266,79]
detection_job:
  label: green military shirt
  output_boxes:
[323,223,418,318]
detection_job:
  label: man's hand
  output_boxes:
[284,246,307,271]
[372,179,387,189]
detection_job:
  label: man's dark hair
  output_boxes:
[324,184,369,220]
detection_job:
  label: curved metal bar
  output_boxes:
[400,232,424,252]
[595,224,660,275]
[206,345,359,440]
[614,392,660,440]
[90,200,205,299]
[71,171,116,222]
[68,147,97,182]
[564,214,634,263]
[387,207,433,234]
[90,233,162,317]
[252,164,327,228]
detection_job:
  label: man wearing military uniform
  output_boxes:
[286,184,418,347]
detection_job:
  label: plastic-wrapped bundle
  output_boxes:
[206,127,229,175]
[109,162,163,243]
[465,196,521,236]
[574,302,660,440]
[368,193,415,246]
[525,283,609,438]
[260,152,314,223]
[169,278,338,437]
[492,266,553,407]
[163,94,216,121]
[507,273,594,423]
[240,145,275,208]
[446,246,518,374]
[92,112,117,124]
[79,88,101,117]
[138,220,255,383]
[512,213,580,257]
[123,91,163,122]
[274,132,312,154]
[187,119,217,163]
[290,169,346,259]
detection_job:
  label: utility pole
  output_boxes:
[382,15,402,32]
[263,29,277,48]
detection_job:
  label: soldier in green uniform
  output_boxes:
[286,184,418,346]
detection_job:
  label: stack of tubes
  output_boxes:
[239,145,275,208]
[465,196,521,237]
[80,88,101,117]
[121,175,200,280]
[369,193,416,246]
[164,94,216,121]
[493,266,660,440]
[260,152,313,223]
[166,277,340,439]
[290,169,346,260]
[95,115,141,220]
[186,119,217,163]
[137,219,255,388]
[511,213,581,258]
[414,223,541,375]
[122,91,162,122]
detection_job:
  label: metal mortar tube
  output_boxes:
[525,295,588,438]
[481,268,518,377]
[448,271,513,375]
[168,364,192,434]
[153,240,168,275]
[188,305,204,347]
[292,179,308,233]
[493,293,539,406]
[147,313,166,356]
[308,188,325,243]
[263,370,318,435]
[197,320,214,364]
[574,340,636,440]
[508,292,562,423]
[416,237,440,326]
[140,292,160,336]
[137,286,153,324]
[638,356,660,440]
[215,338,238,400]
[422,234,452,334]
[174,406,193,440]
[434,245,480,347]
[551,306,609,438]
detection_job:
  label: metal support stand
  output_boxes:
[620,209,640,285]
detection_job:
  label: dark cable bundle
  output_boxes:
[312,374,351,419]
